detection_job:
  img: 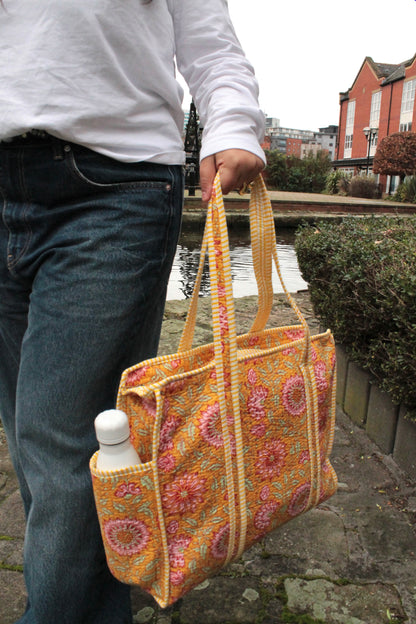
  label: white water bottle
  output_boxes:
[94,409,141,470]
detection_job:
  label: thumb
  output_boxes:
[199,155,217,203]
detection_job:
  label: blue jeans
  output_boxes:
[0,136,183,623]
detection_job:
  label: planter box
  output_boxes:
[337,348,415,480]
[393,406,416,481]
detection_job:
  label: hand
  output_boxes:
[200,149,264,203]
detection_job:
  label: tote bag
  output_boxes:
[90,174,337,608]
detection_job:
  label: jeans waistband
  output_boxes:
[0,130,52,145]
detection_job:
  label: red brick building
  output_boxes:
[334,54,416,191]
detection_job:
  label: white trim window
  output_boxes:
[344,100,355,158]
[368,91,381,156]
[400,79,416,130]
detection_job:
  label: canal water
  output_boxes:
[167,228,307,300]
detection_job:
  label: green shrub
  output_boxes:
[264,150,331,193]
[295,217,416,419]
[324,170,351,195]
[394,176,416,203]
[348,175,381,199]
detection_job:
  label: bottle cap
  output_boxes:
[94,410,131,445]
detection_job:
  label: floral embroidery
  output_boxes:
[126,366,148,386]
[284,329,305,341]
[254,501,279,531]
[162,473,206,515]
[170,570,185,586]
[104,518,149,556]
[259,485,270,501]
[158,454,176,473]
[219,305,229,334]
[114,482,142,498]
[247,385,269,420]
[159,414,180,453]
[251,422,266,437]
[256,440,286,480]
[166,520,179,535]
[210,524,230,560]
[288,483,311,517]
[168,534,192,568]
[282,374,306,416]
[198,402,235,453]
[247,368,257,385]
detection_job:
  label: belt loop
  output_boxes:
[52,137,65,161]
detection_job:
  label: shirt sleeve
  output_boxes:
[169,0,266,163]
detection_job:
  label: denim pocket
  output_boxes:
[65,145,173,192]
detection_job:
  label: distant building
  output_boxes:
[268,125,337,160]
[333,54,416,192]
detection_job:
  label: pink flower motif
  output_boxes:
[159,414,180,453]
[318,406,329,436]
[170,570,185,586]
[170,359,181,370]
[288,482,311,517]
[247,385,269,420]
[158,453,176,473]
[247,368,258,385]
[282,347,296,356]
[254,501,279,531]
[260,485,270,501]
[126,366,148,386]
[314,361,328,393]
[219,305,229,334]
[311,347,318,362]
[168,534,192,568]
[165,379,186,395]
[248,335,260,346]
[103,518,149,556]
[198,402,236,454]
[167,520,179,535]
[114,482,142,498]
[299,450,310,465]
[210,524,230,560]
[256,440,286,480]
[250,422,266,437]
[198,402,223,448]
[162,473,206,515]
[142,397,157,417]
[281,374,306,416]
[284,329,305,341]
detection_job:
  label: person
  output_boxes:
[0,1,265,622]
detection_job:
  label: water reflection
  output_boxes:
[167,229,308,300]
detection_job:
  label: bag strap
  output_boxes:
[177,174,316,564]
[178,174,311,362]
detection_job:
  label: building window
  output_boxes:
[401,79,416,114]
[346,100,356,128]
[369,91,381,128]
[400,121,413,132]
[344,134,353,150]
[344,100,355,158]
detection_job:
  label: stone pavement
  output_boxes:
[1,294,416,624]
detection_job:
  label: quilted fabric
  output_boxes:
[90,175,337,607]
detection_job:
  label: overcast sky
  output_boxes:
[180,0,416,132]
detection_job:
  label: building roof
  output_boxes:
[341,54,416,98]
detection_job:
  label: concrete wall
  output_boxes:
[336,344,416,481]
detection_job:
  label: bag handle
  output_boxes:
[177,174,314,565]
[178,174,310,356]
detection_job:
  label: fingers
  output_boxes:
[200,155,217,203]
[200,149,264,202]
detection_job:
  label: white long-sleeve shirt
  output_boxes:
[0,0,265,164]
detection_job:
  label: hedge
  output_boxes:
[295,216,416,419]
